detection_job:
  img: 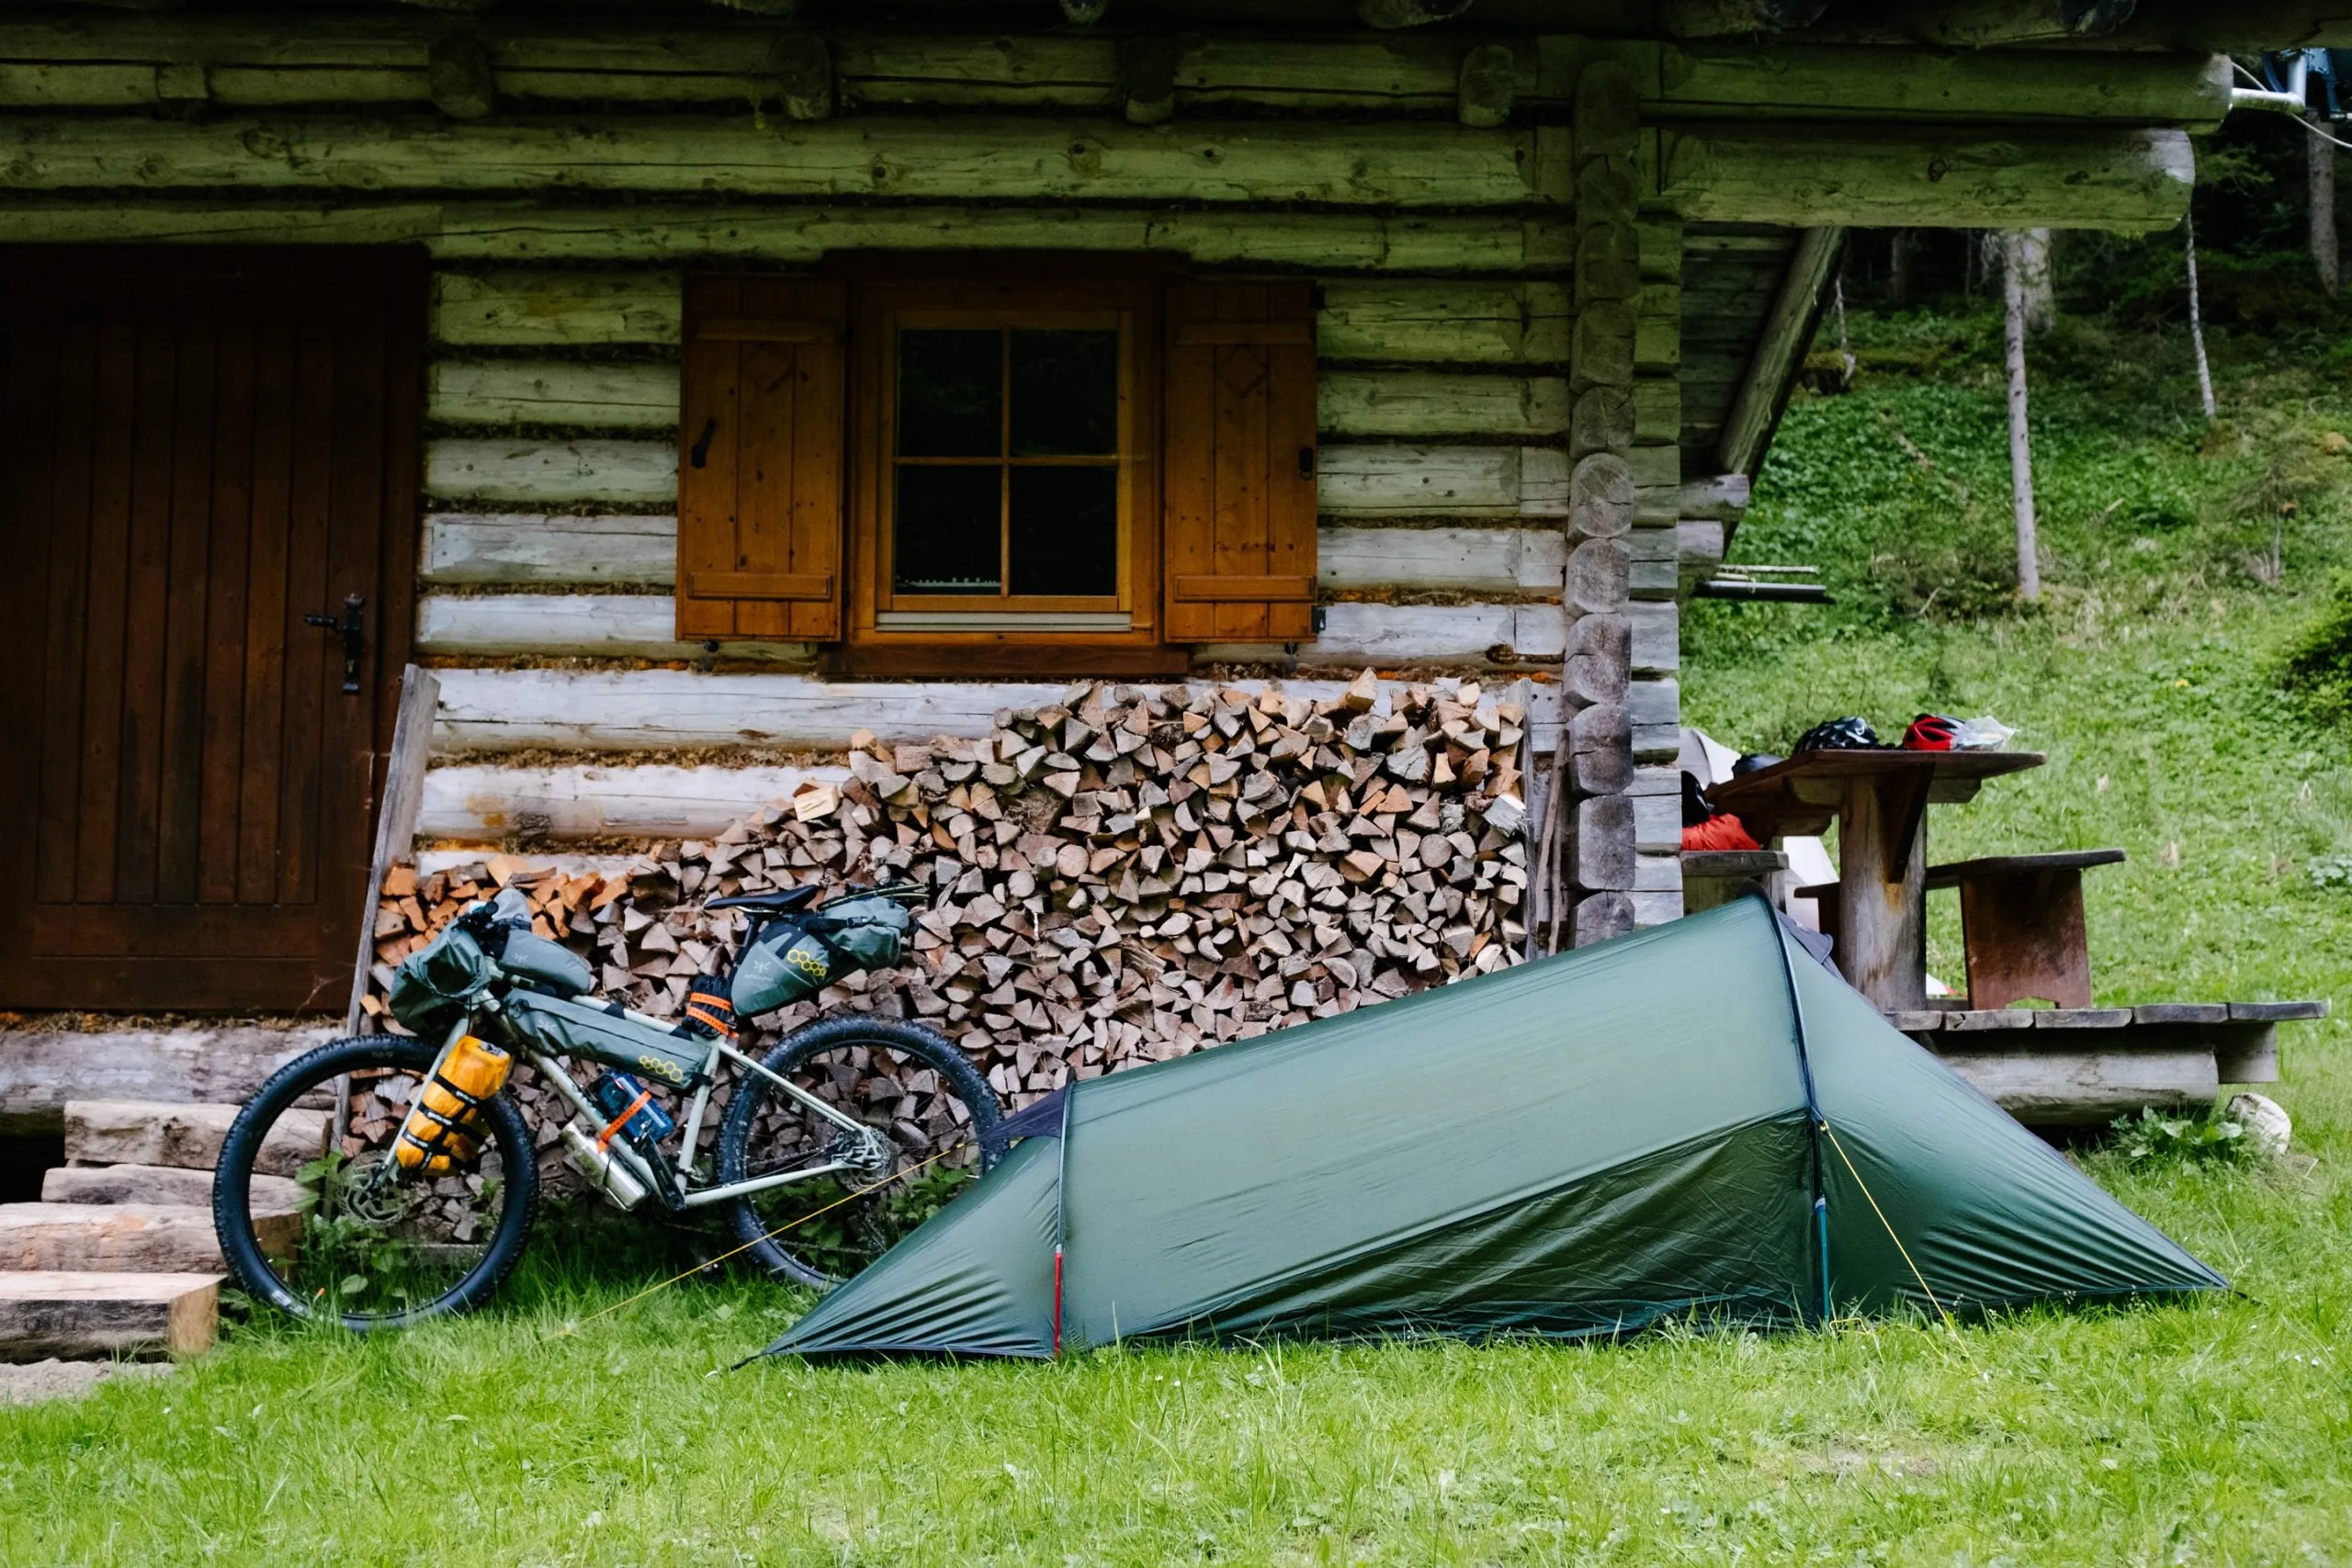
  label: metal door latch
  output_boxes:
[306,593,365,694]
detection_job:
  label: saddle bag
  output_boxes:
[728,891,916,1019]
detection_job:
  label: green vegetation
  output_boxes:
[3,311,2347,1564]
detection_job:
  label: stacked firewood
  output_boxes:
[366,677,1531,1120]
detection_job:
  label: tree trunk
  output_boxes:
[2185,213,2218,422]
[2012,228,2054,331]
[2311,113,2340,294]
[2002,232,2042,602]
[1888,229,1913,304]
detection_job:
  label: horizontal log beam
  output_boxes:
[422,512,678,584]
[423,513,1610,592]
[428,358,679,429]
[1317,279,1572,366]
[1662,125,2196,231]
[412,592,1680,675]
[414,592,814,661]
[1652,44,2231,131]
[424,356,1582,442]
[1928,1047,2218,1124]
[0,197,1581,273]
[430,668,1559,751]
[0,21,2237,126]
[416,437,1659,516]
[1320,525,1564,593]
[419,761,845,840]
[432,270,1588,365]
[0,114,1571,209]
[424,438,678,505]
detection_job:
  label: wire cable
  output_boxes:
[543,1135,973,1337]
[1818,1120,1973,1358]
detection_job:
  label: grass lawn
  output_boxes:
[3,311,2348,1565]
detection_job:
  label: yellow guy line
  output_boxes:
[1817,1120,1974,1359]
[544,1138,970,1338]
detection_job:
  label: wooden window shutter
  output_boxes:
[1162,280,1318,642]
[677,276,847,641]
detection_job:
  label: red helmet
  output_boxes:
[1901,714,1962,751]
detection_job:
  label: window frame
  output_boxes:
[878,308,1131,615]
[836,257,1172,675]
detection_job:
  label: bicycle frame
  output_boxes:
[503,1029,874,1211]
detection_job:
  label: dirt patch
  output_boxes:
[0,1359,175,1406]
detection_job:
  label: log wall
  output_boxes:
[2,16,2215,960]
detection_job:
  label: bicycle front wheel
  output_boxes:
[213,1034,538,1328]
[715,1017,1005,1287]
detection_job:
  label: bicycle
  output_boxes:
[212,882,1005,1329]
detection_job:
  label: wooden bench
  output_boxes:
[1800,849,2124,1010]
[1925,849,2125,1010]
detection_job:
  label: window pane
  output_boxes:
[897,329,1001,457]
[1010,330,1119,457]
[895,466,1001,594]
[1009,467,1118,597]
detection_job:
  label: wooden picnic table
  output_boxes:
[1704,749,2045,1010]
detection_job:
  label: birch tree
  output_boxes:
[2002,231,2042,601]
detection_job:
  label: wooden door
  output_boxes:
[0,247,424,1012]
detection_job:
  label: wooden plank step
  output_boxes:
[2227,1000,2329,1021]
[64,1100,328,1177]
[41,1163,305,1213]
[0,1272,220,1362]
[0,1203,294,1274]
[0,1024,330,1137]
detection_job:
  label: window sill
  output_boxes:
[822,641,1192,679]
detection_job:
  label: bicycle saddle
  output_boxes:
[706,885,821,916]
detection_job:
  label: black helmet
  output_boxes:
[1794,716,1881,752]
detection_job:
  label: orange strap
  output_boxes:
[595,1088,655,1150]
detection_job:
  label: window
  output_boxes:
[845,265,1165,671]
[888,322,1124,603]
[677,264,1317,676]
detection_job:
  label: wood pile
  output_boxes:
[365,677,1532,1123]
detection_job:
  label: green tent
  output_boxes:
[764,897,2222,1359]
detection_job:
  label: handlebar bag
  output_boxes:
[387,925,498,1034]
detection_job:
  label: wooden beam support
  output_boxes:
[1653,44,2232,132]
[1120,35,1177,124]
[1357,0,1475,26]
[425,30,493,118]
[1659,0,1832,38]
[0,114,1566,209]
[1894,0,2140,47]
[1665,125,2194,231]
[344,666,439,1033]
[1457,42,1515,129]
[1717,225,1842,477]
[771,30,831,121]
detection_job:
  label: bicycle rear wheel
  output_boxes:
[213,1035,538,1327]
[715,1016,1005,1288]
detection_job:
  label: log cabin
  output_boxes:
[0,0,2332,1132]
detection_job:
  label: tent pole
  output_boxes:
[1755,892,1833,1327]
[1052,1081,1075,1358]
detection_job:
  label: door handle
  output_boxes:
[305,593,365,695]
